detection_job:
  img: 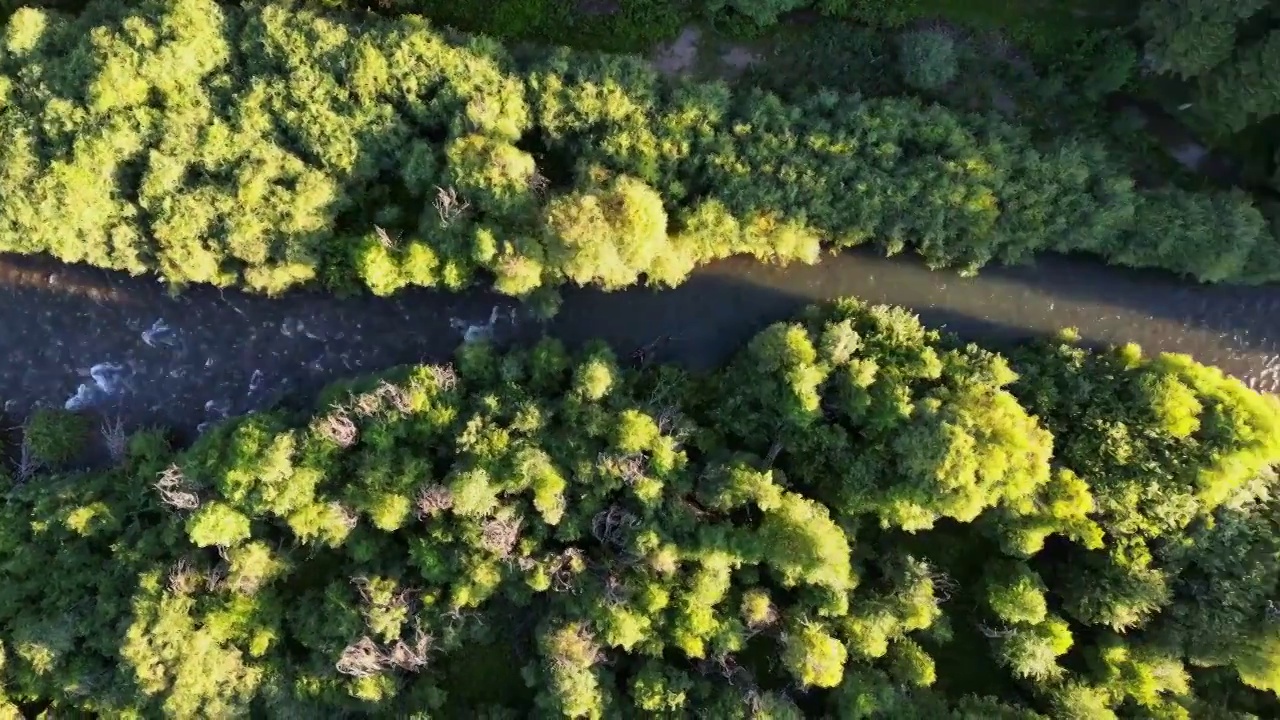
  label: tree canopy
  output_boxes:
[2,298,1279,717]
[1,0,1277,311]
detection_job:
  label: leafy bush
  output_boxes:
[22,407,89,465]
[1137,0,1268,79]
[1054,29,1138,100]
[818,0,921,27]
[706,0,807,27]
[897,28,958,91]
[2,299,1279,716]
[1194,30,1280,137]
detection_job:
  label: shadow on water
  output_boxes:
[982,253,1280,357]
[1,248,1278,441]
[551,265,1082,372]
[704,248,1280,377]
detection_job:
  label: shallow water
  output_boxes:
[1,249,1278,440]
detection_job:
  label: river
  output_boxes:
[2,249,1278,440]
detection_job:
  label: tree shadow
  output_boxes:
[975,250,1280,360]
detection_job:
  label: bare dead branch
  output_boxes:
[598,452,647,486]
[930,570,959,604]
[352,576,416,621]
[100,416,128,464]
[602,574,630,606]
[415,484,454,519]
[434,186,470,226]
[528,169,550,198]
[206,563,227,593]
[550,548,585,594]
[13,438,42,484]
[352,391,383,418]
[978,623,1015,640]
[385,625,432,673]
[351,575,374,604]
[592,506,640,550]
[374,225,398,251]
[336,636,387,678]
[167,558,199,595]
[231,570,267,596]
[318,407,358,448]
[764,439,784,468]
[154,464,200,511]
[429,364,458,391]
[697,654,753,686]
[481,515,523,558]
[332,502,359,530]
[375,381,413,414]
[654,405,680,435]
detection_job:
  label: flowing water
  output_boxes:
[2,249,1278,440]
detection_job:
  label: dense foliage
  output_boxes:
[2,298,1279,717]
[1138,0,1280,141]
[1,0,1277,310]
[19,408,89,466]
[1137,0,1269,79]
[896,28,958,91]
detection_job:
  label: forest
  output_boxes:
[2,0,1280,315]
[3,0,1280,717]
[2,298,1279,717]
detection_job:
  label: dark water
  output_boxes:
[2,249,1279,440]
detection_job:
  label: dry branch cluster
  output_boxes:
[416,484,454,519]
[549,548,586,594]
[12,439,42,484]
[336,630,433,677]
[333,502,360,530]
[434,186,470,226]
[100,417,128,463]
[481,515,523,558]
[429,365,459,391]
[336,577,433,677]
[598,451,647,486]
[155,464,200,511]
[317,408,359,448]
[591,505,640,551]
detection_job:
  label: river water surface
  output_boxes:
[2,249,1278,440]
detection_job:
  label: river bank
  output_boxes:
[3,249,1278,442]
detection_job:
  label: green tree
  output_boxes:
[543,174,691,290]
[984,560,1049,626]
[1195,30,1280,136]
[897,29,957,90]
[21,408,89,466]
[992,616,1073,681]
[782,620,847,688]
[1137,0,1268,78]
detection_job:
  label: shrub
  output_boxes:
[707,0,807,27]
[22,408,89,465]
[1058,29,1138,100]
[897,28,958,91]
[820,0,921,27]
[1194,30,1280,137]
[1137,0,1268,79]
